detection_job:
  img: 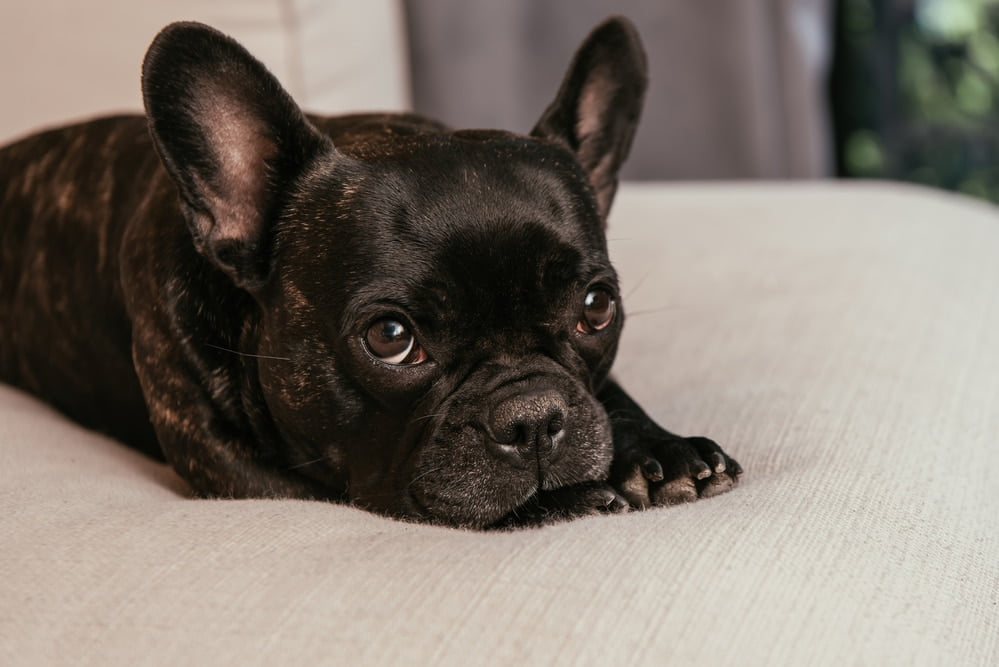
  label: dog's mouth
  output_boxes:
[399,406,613,529]
[334,363,615,528]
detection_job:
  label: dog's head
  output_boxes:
[142,18,647,527]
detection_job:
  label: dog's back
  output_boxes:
[0,116,164,451]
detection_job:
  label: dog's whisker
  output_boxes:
[625,267,655,300]
[285,456,328,471]
[625,305,677,318]
[406,466,447,490]
[410,412,446,425]
[205,343,292,362]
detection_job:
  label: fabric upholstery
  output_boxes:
[1,182,997,665]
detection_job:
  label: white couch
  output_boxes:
[2,181,998,665]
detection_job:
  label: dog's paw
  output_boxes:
[492,481,629,528]
[542,481,631,517]
[610,435,742,509]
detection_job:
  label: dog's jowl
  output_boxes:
[0,17,741,528]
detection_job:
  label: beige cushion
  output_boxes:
[0,0,410,143]
[1,182,997,664]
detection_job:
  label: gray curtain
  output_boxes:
[405,0,833,180]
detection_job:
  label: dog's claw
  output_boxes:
[641,457,664,482]
[592,487,616,507]
[585,485,629,514]
[603,491,629,513]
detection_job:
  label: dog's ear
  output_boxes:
[142,22,333,290]
[531,17,647,223]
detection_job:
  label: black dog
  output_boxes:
[0,17,740,528]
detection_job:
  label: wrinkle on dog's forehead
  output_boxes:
[287,134,615,333]
[438,219,586,296]
[337,131,606,242]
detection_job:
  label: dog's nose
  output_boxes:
[487,390,567,460]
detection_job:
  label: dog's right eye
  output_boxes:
[576,287,617,334]
[364,319,427,365]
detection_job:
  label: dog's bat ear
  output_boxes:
[531,16,647,223]
[142,22,333,290]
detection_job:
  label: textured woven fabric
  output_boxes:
[2,182,997,665]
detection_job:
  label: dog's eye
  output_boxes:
[576,288,617,334]
[365,319,427,365]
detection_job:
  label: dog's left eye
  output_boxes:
[576,288,617,334]
[365,319,428,365]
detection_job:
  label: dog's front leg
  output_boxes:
[131,337,335,501]
[150,420,333,501]
[598,380,742,508]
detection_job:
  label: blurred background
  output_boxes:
[832,0,999,202]
[1,0,998,203]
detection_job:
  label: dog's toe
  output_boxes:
[652,477,699,505]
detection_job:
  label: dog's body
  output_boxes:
[0,18,740,527]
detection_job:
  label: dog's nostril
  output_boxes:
[488,390,567,455]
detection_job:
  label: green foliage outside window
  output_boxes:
[834,0,999,202]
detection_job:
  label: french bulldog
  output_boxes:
[0,17,740,528]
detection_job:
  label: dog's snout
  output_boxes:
[488,390,567,459]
